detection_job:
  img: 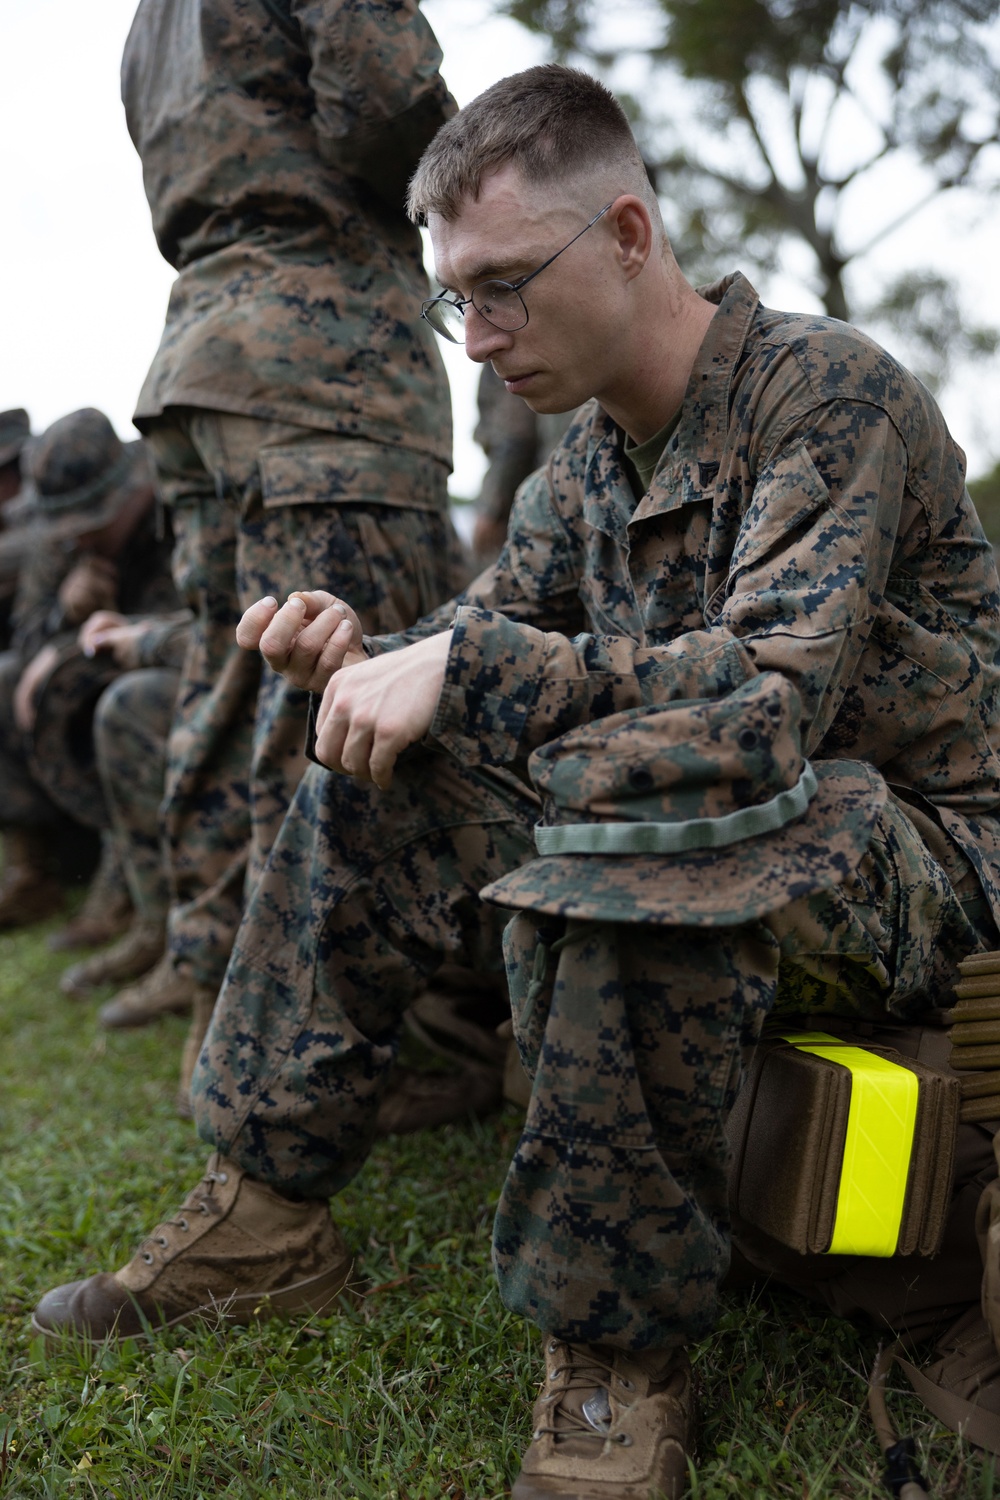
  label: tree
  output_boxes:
[499,0,1000,391]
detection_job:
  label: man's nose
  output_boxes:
[463,306,513,364]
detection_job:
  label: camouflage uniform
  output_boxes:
[93,616,192,925]
[121,0,459,987]
[0,419,176,834]
[194,272,1000,1352]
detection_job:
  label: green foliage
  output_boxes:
[1,911,997,1496]
[496,0,1000,369]
[867,271,1000,393]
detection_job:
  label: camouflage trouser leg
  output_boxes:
[493,916,778,1352]
[193,749,538,1198]
[143,408,458,988]
[0,650,62,827]
[94,669,179,922]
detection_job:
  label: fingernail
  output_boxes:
[334,603,347,615]
[261,596,277,607]
[83,646,94,658]
[337,618,352,632]
[289,597,306,611]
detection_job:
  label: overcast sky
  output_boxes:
[1,0,998,495]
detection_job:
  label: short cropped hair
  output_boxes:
[407,64,654,224]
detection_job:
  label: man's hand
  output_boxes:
[58,555,119,624]
[314,629,453,790]
[236,591,365,692]
[13,643,61,733]
[79,611,147,671]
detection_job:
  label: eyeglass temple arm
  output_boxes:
[510,200,615,293]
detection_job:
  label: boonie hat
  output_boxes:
[0,408,30,468]
[26,646,120,832]
[24,408,148,536]
[481,673,886,926]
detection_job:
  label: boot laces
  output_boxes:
[138,1165,230,1262]
[533,1342,634,1447]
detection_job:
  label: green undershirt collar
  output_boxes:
[622,412,680,498]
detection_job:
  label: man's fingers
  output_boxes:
[368,731,400,791]
[314,684,350,771]
[314,616,364,678]
[257,597,313,668]
[236,596,279,650]
[287,589,337,620]
[338,722,377,782]
[293,604,349,657]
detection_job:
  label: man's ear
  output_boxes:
[611,196,654,282]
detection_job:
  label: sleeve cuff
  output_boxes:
[429,605,547,764]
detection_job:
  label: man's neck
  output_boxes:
[603,285,718,444]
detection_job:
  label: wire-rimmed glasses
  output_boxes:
[421,201,615,345]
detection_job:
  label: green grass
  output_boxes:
[1,911,997,1498]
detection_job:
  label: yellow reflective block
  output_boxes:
[780,1031,919,1257]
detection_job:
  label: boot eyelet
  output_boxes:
[156,1235,169,1247]
[199,1202,210,1215]
[217,1172,228,1184]
[548,1341,558,1354]
[532,1429,543,1442]
[141,1251,154,1264]
[178,1217,189,1232]
[618,1377,635,1391]
[614,1433,633,1446]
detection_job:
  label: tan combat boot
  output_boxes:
[60,916,166,997]
[31,1154,353,1342]
[98,953,205,1029]
[0,828,64,930]
[176,986,217,1119]
[512,1340,693,1499]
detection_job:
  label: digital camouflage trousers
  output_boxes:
[193,747,991,1351]
[143,409,462,987]
[94,667,179,923]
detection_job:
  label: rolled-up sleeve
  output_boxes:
[292,0,456,209]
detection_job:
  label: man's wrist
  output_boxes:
[430,606,545,764]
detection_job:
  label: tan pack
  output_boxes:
[727,1032,960,1258]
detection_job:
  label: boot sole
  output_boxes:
[98,1000,192,1030]
[30,1260,356,1344]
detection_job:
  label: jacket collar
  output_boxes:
[581,272,761,544]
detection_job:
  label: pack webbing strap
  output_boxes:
[894,1349,1000,1458]
[780,1032,919,1257]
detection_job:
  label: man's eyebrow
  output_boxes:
[438,256,537,294]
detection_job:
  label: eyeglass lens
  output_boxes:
[424,280,528,344]
[471,281,528,330]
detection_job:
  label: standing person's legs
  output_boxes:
[130,409,458,994]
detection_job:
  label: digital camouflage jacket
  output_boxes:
[121,0,454,463]
[375,272,1000,923]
